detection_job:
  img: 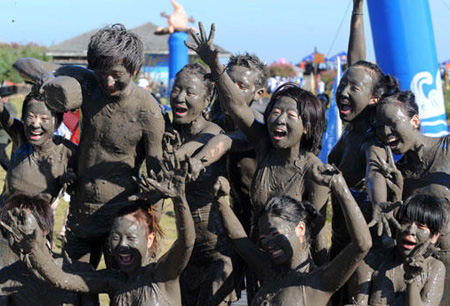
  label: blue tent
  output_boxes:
[329,51,347,63]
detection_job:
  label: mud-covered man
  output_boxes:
[13,24,165,267]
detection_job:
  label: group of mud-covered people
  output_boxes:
[0,1,449,305]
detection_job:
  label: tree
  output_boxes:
[0,43,51,84]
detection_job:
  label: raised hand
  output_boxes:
[163,129,182,154]
[213,176,230,200]
[0,208,44,254]
[368,201,402,237]
[404,239,433,284]
[311,163,342,187]
[370,148,403,202]
[184,22,218,68]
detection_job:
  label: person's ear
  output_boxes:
[369,96,380,105]
[410,114,420,129]
[295,221,306,243]
[147,232,156,249]
[254,87,265,101]
[431,233,440,244]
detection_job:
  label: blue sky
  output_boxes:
[1,0,450,64]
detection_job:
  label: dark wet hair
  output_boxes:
[352,60,400,99]
[378,90,419,119]
[261,196,320,244]
[264,83,324,153]
[22,92,63,129]
[175,63,215,102]
[226,52,269,89]
[87,23,144,75]
[114,201,164,252]
[0,192,54,244]
[397,194,446,235]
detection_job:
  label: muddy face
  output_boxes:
[376,103,418,155]
[336,66,375,122]
[109,216,150,275]
[228,65,259,105]
[93,62,133,98]
[170,71,209,125]
[396,219,432,257]
[267,96,304,149]
[258,213,297,266]
[23,99,56,147]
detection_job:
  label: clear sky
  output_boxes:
[1,0,450,64]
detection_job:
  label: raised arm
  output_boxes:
[404,241,445,306]
[142,98,165,176]
[147,157,195,282]
[13,58,86,112]
[185,23,267,146]
[347,0,366,65]
[0,101,25,151]
[0,209,109,294]
[213,176,272,279]
[310,165,372,296]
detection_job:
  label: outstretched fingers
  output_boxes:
[207,23,216,44]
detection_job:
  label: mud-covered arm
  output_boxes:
[311,165,372,294]
[142,101,166,176]
[13,58,60,84]
[0,102,25,151]
[185,22,267,147]
[154,176,195,281]
[14,59,85,112]
[191,130,250,169]
[173,126,223,161]
[305,159,331,266]
[213,177,272,279]
[347,0,366,65]
[406,262,445,306]
[405,242,445,306]
[0,209,110,294]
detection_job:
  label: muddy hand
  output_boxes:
[213,176,230,199]
[311,163,341,187]
[1,208,43,254]
[368,201,402,237]
[185,22,218,67]
[163,129,182,154]
[404,239,432,283]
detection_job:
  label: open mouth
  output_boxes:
[339,99,352,114]
[272,128,287,140]
[386,136,401,151]
[29,130,43,141]
[117,253,134,265]
[402,236,417,250]
[269,249,284,260]
[174,105,188,117]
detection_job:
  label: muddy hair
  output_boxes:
[352,60,400,99]
[261,196,320,245]
[264,83,324,154]
[22,92,63,129]
[114,201,164,252]
[87,23,144,75]
[226,52,269,88]
[175,63,215,102]
[397,194,446,235]
[0,192,54,245]
[378,90,419,119]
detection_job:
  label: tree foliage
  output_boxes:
[0,43,51,84]
[268,62,296,78]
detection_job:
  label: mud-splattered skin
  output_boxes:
[3,167,195,306]
[0,99,76,202]
[368,220,445,306]
[185,23,330,268]
[13,58,165,265]
[376,101,450,305]
[215,167,372,306]
[168,68,244,305]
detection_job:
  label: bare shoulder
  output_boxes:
[133,87,164,121]
[201,120,224,135]
[428,256,446,275]
[304,151,324,168]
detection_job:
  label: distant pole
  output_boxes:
[367,0,447,136]
[168,32,189,95]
